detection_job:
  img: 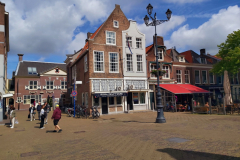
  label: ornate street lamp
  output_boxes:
[144,4,172,123]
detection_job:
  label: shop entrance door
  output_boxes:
[150,92,155,110]
[102,97,108,114]
[127,92,133,110]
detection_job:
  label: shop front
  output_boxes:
[126,90,149,111]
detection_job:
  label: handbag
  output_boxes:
[15,120,19,124]
[28,114,30,118]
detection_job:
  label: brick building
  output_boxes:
[13,54,67,110]
[0,2,9,121]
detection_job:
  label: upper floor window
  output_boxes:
[202,71,207,84]
[17,97,22,103]
[94,51,104,72]
[126,54,133,71]
[46,81,54,90]
[126,37,132,48]
[29,81,37,90]
[157,50,163,61]
[179,57,185,62]
[136,55,143,72]
[84,55,88,72]
[106,31,116,45]
[61,81,67,89]
[195,70,200,84]
[150,64,157,78]
[176,70,182,83]
[113,20,119,28]
[185,70,190,83]
[162,66,169,79]
[217,75,222,84]
[136,38,142,49]
[28,67,37,75]
[200,58,206,64]
[209,72,214,84]
[109,53,119,73]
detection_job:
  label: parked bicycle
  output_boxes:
[75,105,88,119]
[91,106,100,119]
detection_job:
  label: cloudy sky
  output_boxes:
[3,0,240,78]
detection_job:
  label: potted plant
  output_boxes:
[151,69,166,76]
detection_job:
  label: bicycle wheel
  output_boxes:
[96,112,100,118]
[92,112,95,119]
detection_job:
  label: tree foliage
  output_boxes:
[211,29,240,74]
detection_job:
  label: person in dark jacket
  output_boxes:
[44,102,50,124]
[51,104,62,133]
[29,104,36,121]
[40,104,45,129]
[36,102,42,120]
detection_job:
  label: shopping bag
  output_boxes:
[28,114,30,118]
[15,120,19,124]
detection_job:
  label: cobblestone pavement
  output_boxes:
[0,110,240,160]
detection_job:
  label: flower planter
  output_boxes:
[151,70,166,77]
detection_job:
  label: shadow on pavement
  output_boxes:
[157,148,239,160]
[34,126,40,128]
[46,130,58,133]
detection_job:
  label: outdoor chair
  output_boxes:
[211,106,218,114]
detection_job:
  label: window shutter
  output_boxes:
[43,86,46,90]
[58,86,61,89]
[25,86,29,90]
[37,86,41,90]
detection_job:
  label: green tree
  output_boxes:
[211,29,240,74]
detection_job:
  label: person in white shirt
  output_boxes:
[29,104,36,121]
[40,104,45,129]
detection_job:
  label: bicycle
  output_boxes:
[91,106,100,119]
[79,106,89,119]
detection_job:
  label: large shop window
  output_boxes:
[126,54,133,71]
[137,55,143,72]
[93,97,99,106]
[185,70,190,83]
[109,97,114,105]
[136,38,142,49]
[106,31,116,45]
[61,81,67,89]
[29,81,37,89]
[176,70,182,83]
[195,70,200,84]
[109,53,119,73]
[162,66,169,79]
[116,97,121,105]
[94,51,104,72]
[202,71,207,84]
[46,81,54,89]
[126,37,132,47]
[28,67,37,75]
[133,92,145,104]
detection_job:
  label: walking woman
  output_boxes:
[10,106,16,129]
[40,105,45,129]
[29,104,36,121]
[51,104,62,133]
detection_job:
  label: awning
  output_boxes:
[3,94,13,98]
[93,92,128,98]
[159,84,210,94]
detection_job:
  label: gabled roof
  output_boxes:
[146,44,153,53]
[90,23,104,39]
[15,61,66,77]
[40,65,66,74]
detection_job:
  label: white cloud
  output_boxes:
[2,0,109,55]
[163,0,208,4]
[38,57,46,62]
[137,15,186,45]
[67,32,86,54]
[165,5,240,54]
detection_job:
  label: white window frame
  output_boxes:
[201,58,206,64]
[108,97,115,106]
[126,54,133,72]
[84,55,88,72]
[28,67,37,75]
[136,38,142,49]
[46,81,54,90]
[136,55,143,72]
[126,36,132,48]
[150,64,157,78]
[132,92,145,105]
[29,81,38,90]
[17,97,22,103]
[195,70,201,84]
[157,50,164,61]
[162,65,170,79]
[113,20,119,28]
[179,57,185,62]
[61,81,67,89]
[93,50,104,73]
[202,70,208,84]
[209,73,215,84]
[109,52,119,73]
[185,70,190,84]
[106,31,116,45]
[176,70,182,83]
[116,97,122,105]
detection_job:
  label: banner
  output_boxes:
[94,92,128,98]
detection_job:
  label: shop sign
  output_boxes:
[94,92,128,98]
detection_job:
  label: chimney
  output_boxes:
[87,32,93,39]
[115,4,120,8]
[18,54,24,62]
[153,36,164,46]
[200,49,206,55]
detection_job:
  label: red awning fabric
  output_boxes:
[159,84,210,94]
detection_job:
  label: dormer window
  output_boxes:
[179,56,185,62]
[157,50,164,61]
[28,67,37,75]
[200,58,206,64]
[113,20,119,28]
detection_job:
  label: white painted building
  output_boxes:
[122,20,149,111]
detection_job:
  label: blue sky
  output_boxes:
[3,0,240,79]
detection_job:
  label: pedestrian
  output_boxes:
[40,104,45,129]
[10,106,16,129]
[36,102,42,120]
[51,104,62,133]
[44,102,50,124]
[7,105,12,127]
[29,104,36,121]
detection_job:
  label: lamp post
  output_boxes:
[144,3,172,123]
